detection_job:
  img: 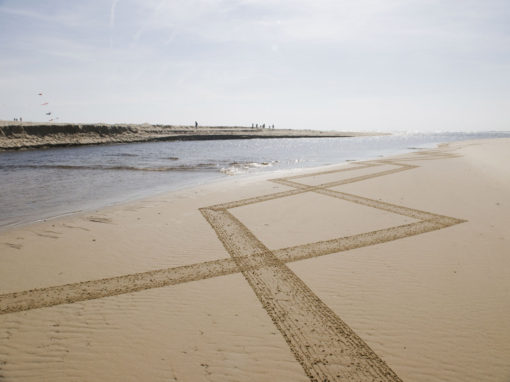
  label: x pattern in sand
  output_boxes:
[0,149,466,381]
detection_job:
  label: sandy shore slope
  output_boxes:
[0,121,379,151]
[1,138,509,381]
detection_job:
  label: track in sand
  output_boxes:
[0,149,465,381]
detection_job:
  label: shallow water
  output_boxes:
[0,131,509,229]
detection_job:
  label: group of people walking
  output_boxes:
[251,123,275,129]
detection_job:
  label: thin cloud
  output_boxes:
[0,4,91,28]
[109,0,120,48]
[109,0,120,29]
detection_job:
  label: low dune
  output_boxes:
[0,121,379,151]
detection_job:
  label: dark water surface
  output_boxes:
[1,131,509,230]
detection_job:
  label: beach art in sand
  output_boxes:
[0,150,465,381]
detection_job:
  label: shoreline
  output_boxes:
[0,137,451,233]
[0,121,384,151]
[0,132,506,233]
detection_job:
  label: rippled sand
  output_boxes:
[1,138,510,381]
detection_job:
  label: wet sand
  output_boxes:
[1,138,509,381]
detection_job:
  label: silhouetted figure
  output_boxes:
[19,117,22,122]
[195,121,198,128]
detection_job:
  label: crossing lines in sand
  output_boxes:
[0,149,465,381]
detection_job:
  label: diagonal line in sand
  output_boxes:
[270,162,417,191]
[276,162,377,181]
[0,218,462,315]
[200,207,403,382]
[206,162,410,211]
[273,218,462,263]
[0,258,238,315]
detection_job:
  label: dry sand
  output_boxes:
[1,138,509,381]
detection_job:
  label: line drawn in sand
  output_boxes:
[0,149,466,381]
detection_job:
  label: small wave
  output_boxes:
[220,161,275,175]
[106,153,139,157]
[0,163,220,172]
[0,160,280,174]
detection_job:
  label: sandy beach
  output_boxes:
[1,138,509,381]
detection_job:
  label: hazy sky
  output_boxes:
[1,0,509,131]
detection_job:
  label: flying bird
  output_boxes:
[38,93,43,96]
[46,112,52,115]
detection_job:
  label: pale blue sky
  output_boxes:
[1,0,509,131]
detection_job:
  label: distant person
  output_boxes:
[19,117,22,122]
[14,118,17,121]
[272,124,274,129]
[195,121,198,128]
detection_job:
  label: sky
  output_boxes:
[0,0,509,132]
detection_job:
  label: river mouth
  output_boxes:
[1,132,509,230]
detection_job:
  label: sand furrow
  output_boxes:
[275,162,376,181]
[200,207,402,381]
[0,258,237,314]
[0,219,463,316]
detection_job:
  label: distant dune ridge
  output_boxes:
[0,121,380,150]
